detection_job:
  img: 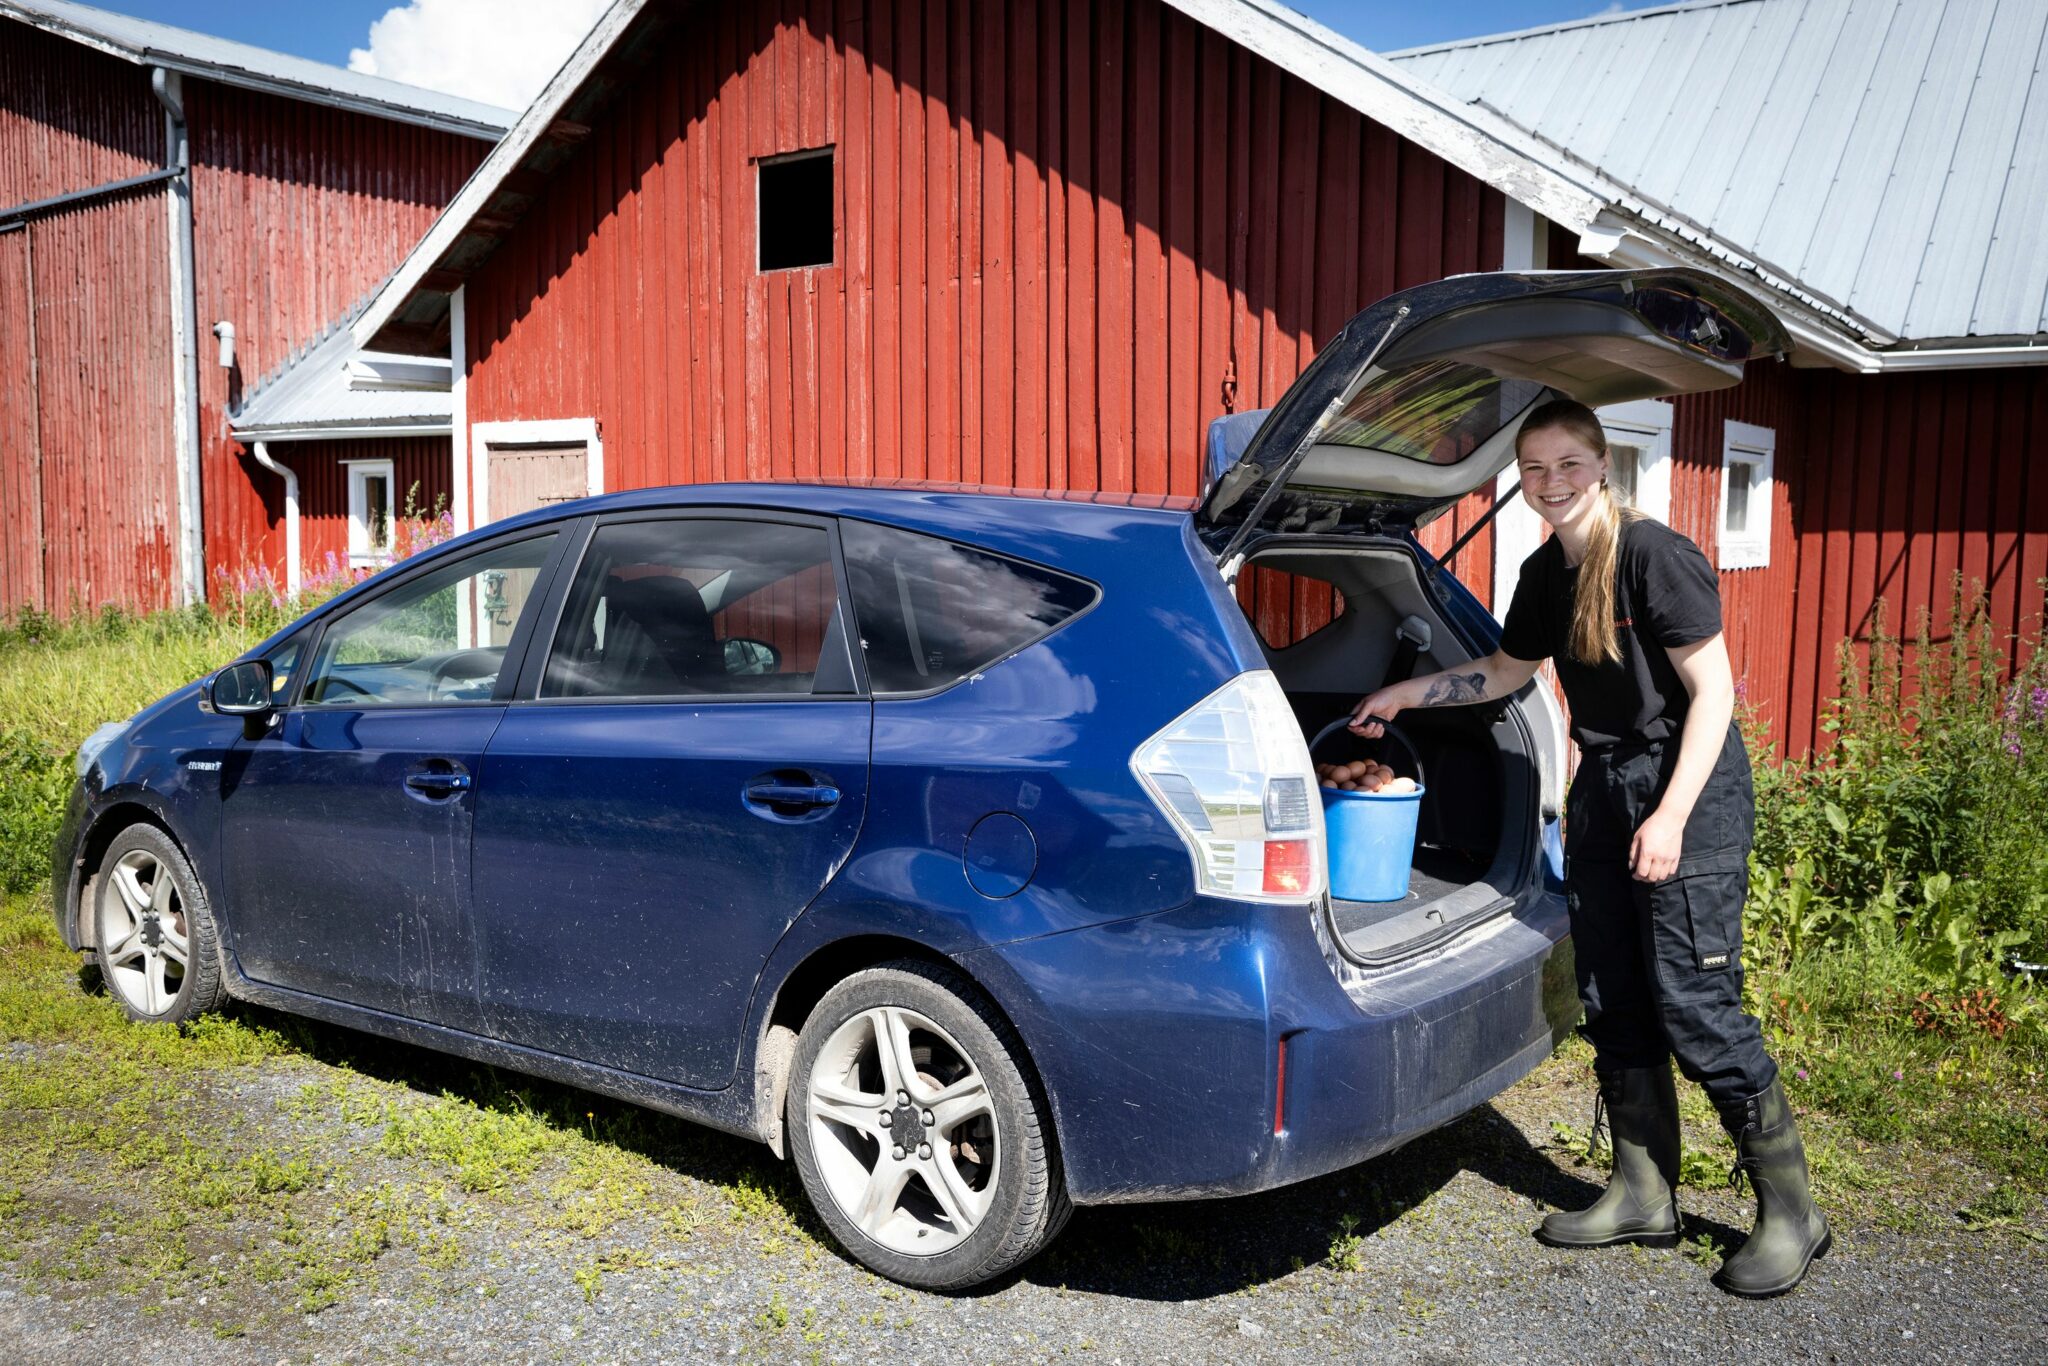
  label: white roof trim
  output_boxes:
[1161,0,1610,234]
[1,0,514,138]
[352,0,650,348]
[229,422,453,441]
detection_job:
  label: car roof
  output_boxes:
[476,479,1200,560]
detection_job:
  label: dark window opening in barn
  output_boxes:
[757,148,834,271]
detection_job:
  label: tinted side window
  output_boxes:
[303,534,558,706]
[841,522,1096,694]
[543,519,838,699]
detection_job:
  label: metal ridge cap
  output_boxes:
[1380,0,1760,60]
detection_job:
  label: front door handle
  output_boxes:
[404,768,472,797]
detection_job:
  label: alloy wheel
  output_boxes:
[805,1005,999,1256]
[98,848,190,1016]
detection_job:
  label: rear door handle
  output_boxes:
[745,781,840,810]
[404,770,472,796]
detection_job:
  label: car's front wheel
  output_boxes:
[93,824,225,1024]
[787,961,1069,1289]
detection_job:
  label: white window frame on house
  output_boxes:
[468,418,605,530]
[1598,398,1674,525]
[1719,419,1776,570]
[344,458,396,567]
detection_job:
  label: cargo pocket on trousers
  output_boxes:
[1678,870,1743,973]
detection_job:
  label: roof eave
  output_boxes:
[231,421,454,442]
[0,3,513,139]
[352,0,655,351]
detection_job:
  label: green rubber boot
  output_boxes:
[1536,1065,1680,1249]
[1713,1077,1831,1297]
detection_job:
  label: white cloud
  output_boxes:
[348,0,610,112]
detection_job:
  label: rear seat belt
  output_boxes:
[1383,615,1431,688]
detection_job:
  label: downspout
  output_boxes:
[248,442,300,596]
[152,68,206,606]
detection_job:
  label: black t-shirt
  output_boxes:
[1498,517,1723,749]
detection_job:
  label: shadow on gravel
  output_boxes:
[1016,1103,1634,1300]
[226,1000,1751,1296]
[232,1001,818,1226]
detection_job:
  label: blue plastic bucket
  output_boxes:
[1321,785,1425,901]
[1309,716,1427,902]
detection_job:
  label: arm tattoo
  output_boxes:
[1421,671,1489,706]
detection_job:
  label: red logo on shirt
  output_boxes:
[1615,617,1634,628]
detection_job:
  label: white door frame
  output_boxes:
[469,418,605,529]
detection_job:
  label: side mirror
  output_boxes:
[723,637,781,676]
[209,660,274,737]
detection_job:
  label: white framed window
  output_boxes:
[1599,398,1674,525]
[345,459,395,566]
[1719,419,1775,570]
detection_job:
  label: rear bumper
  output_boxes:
[967,889,1575,1204]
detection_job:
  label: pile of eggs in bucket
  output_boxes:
[1316,760,1418,794]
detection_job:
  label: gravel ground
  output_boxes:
[4,1037,2044,1365]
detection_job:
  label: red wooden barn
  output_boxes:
[0,0,509,613]
[316,0,2042,760]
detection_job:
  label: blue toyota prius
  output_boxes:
[53,269,1784,1288]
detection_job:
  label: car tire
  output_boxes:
[93,824,226,1025]
[787,960,1070,1290]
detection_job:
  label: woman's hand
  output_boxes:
[1347,682,1412,737]
[1630,807,1686,883]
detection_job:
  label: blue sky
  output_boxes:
[89,1,1658,69]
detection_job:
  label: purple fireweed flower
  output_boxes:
[2031,685,2047,722]
[1795,1068,1809,1081]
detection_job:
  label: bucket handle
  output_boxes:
[1310,715,1427,793]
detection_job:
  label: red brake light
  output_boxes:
[1262,839,1310,895]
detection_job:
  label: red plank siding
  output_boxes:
[189,82,486,585]
[463,0,1507,655]
[281,436,453,573]
[1,28,177,613]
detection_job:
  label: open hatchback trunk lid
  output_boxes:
[1198,269,1789,561]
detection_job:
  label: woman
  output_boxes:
[1347,398,1827,1298]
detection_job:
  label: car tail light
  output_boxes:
[1131,670,1326,903]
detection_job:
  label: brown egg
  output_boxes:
[1339,780,1359,791]
[1346,760,1370,780]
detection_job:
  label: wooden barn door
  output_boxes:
[488,444,588,520]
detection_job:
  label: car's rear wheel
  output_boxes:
[787,961,1068,1289]
[94,824,224,1024]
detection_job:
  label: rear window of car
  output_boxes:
[1317,360,1544,465]
[840,522,1097,695]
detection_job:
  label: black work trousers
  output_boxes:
[1563,722,1777,1108]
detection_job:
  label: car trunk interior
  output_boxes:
[1245,542,1542,966]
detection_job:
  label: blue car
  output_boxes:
[53,269,1783,1289]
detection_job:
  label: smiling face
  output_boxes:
[1516,423,1609,540]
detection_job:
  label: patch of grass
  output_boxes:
[1325,1213,1365,1274]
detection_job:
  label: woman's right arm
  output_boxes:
[1347,650,1545,737]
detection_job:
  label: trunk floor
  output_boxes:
[1329,843,1491,935]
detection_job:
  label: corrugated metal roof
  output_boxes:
[0,0,514,138]
[232,299,452,440]
[1388,0,2048,347]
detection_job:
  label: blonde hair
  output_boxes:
[1517,399,1643,667]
